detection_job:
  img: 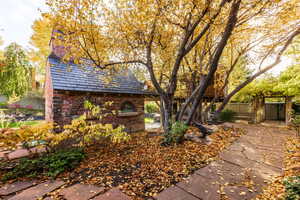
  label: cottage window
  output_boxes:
[121,101,136,113]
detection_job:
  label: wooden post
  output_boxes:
[252,96,265,123]
[285,96,293,125]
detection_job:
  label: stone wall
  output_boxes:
[51,90,145,132]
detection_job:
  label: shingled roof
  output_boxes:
[48,57,153,95]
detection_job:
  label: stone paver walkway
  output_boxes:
[155,123,294,200]
[0,181,130,200]
[0,123,295,200]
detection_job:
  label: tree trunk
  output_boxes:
[161,96,173,133]
[186,0,242,125]
[159,97,165,129]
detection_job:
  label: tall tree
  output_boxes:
[0,43,32,98]
[215,28,300,116]
[45,0,300,135]
[29,14,53,79]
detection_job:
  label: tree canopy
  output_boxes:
[44,0,300,132]
[0,43,32,98]
[29,15,53,79]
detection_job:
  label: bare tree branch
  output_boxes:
[215,26,300,115]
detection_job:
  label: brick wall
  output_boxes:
[51,90,145,132]
[45,62,54,122]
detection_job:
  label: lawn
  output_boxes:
[0,120,44,129]
[144,117,154,123]
[6,120,43,128]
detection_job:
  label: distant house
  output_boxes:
[45,39,152,132]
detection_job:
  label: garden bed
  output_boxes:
[58,126,243,199]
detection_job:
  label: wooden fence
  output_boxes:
[224,102,289,122]
[224,103,253,121]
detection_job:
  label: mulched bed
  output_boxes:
[255,136,300,200]
[57,126,243,199]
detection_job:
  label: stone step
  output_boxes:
[0,181,37,196]
[176,174,220,200]
[7,149,30,160]
[0,151,11,160]
[59,183,105,200]
[8,180,64,200]
[92,188,131,200]
[6,147,47,160]
[155,185,199,200]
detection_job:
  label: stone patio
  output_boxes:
[155,123,294,200]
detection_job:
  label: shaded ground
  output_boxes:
[1,123,294,200]
[155,123,295,200]
[0,127,242,200]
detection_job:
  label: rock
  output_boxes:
[186,130,204,137]
[206,125,219,133]
[204,136,214,145]
[184,132,204,143]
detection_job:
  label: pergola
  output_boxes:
[252,94,293,125]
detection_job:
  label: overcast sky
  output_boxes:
[0,0,46,49]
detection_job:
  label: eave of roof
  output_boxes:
[48,56,157,96]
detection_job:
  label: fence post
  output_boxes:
[252,96,265,123]
[285,96,293,125]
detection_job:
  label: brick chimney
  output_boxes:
[49,29,67,58]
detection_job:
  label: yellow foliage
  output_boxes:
[29,14,53,79]
[0,101,130,150]
[43,0,300,98]
[0,123,54,150]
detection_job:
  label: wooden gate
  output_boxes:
[265,103,285,121]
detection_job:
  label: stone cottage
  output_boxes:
[45,44,152,132]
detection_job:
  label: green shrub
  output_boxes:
[0,102,8,108]
[219,109,236,122]
[2,148,85,181]
[163,121,188,145]
[145,102,159,113]
[284,176,300,200]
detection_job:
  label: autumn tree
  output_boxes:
[215,29,300,117]
[45,0,300,135]
[29,14,53,82]
[46,0,243,130]
[0,43,32,98]
[213,1,300,117]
